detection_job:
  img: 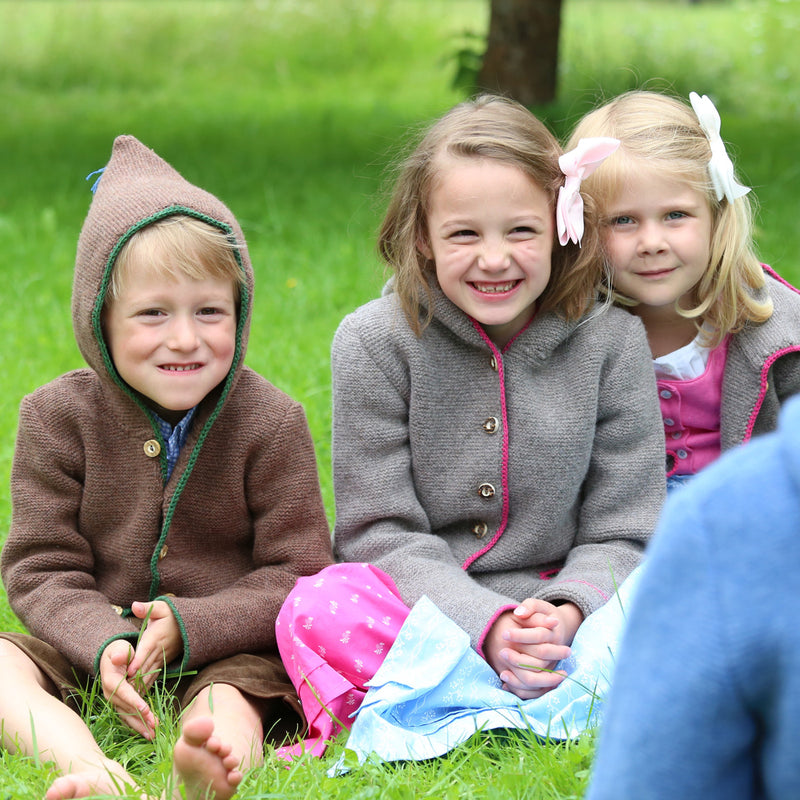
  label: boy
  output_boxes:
[0,136,332,799]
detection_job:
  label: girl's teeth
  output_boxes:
[164,364,198,371]
[475,281,515,293]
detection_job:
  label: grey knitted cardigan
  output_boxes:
[719,267,800,450]
[1,136,332,675]
[332,287,666,650]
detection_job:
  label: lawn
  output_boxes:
[0,0,798,796]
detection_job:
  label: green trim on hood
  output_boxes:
[87,204,250,599]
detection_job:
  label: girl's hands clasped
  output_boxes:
[484,599,583,700]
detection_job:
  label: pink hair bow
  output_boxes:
[557,137,620,246]
[689,91,751,203]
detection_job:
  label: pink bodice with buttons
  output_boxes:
[658,337,729,476]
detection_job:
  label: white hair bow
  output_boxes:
[689,92,751,203]
[556,137,620,247]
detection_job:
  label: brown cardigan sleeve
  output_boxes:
[2,382,143,673]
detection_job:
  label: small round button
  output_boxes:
[482,417,499,434]
[664,418,675,427]
[660,389,673,400]
[159,544,169,560]
[144,440,161,458]
[472,522,488,539]
[489,356,498,371]
[111,604,124,616]
[677,449,688,459]
[478,483,496,499]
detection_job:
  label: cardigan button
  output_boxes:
[482,417,499,434]
[472,521,489,539]
[489,355,498,371]
[159,544,169,560]
[143,439,161,458]
[659,389,673,400]
[111,604,124,616]
[477,483,495,499]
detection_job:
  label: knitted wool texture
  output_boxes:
[73,135,254,384]
[2,136,332,675]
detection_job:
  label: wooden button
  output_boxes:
[144,440,161,458]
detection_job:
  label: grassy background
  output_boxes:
[1,0,799,796]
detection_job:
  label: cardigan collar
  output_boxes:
[421,281,602,364]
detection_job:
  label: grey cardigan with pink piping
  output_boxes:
[331,287,665,651]
[720,266,800,450]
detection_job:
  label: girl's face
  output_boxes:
[603,166,713,325]
[420,156,553,348]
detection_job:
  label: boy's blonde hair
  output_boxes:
[107,214,243,303]
[379,94,606,335]
[567,90,771,346]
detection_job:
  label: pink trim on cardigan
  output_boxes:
[502,313,535,351]
[742,266,800,443]
[762,263,800,296]
[552,579,609,603]
[462,321,511,570]
[743,344,800,443]
[476,602,517,658]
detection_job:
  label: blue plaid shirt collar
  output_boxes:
[152,407,197,481]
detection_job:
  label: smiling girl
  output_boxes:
[275,94,666,758]
[568,90,800,489]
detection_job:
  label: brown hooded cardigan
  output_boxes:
[1,136,332,677]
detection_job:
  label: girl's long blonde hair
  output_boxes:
[567,90,771,346]
[379,94,606,335]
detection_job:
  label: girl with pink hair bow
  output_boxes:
[276,95,666,760]
[568,90,800,492]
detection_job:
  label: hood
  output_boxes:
[72,135,254,411]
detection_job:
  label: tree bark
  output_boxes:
[477,0,563,106]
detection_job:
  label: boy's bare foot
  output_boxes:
[173,716,243,800]
[45,764,140,799]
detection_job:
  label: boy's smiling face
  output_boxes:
[104,262,237,424]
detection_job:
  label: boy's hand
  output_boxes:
[127,600,182,691]
[99,640,158,739]
[484,599,582,700]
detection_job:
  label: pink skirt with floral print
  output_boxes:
[275,562,410,758]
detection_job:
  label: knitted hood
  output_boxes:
[72,135,254,411]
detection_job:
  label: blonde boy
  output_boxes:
[0,136,332,798]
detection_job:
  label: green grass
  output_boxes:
[0,680,596,800]
[1,0,799,795]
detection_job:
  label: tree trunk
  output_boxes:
[477,0,563,106]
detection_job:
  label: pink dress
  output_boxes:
[275,562,409,758]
